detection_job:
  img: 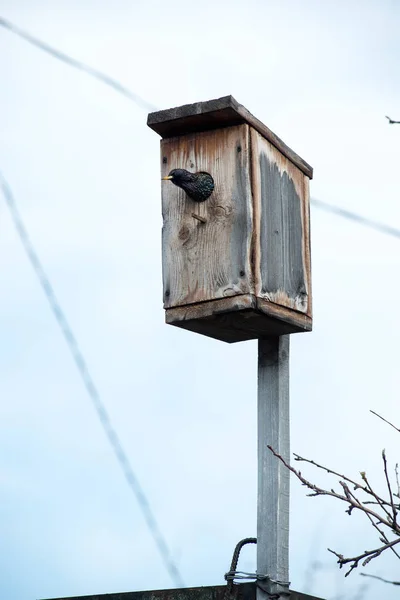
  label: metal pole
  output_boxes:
[257,336,290,599]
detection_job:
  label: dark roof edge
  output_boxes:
[147,96,313,179]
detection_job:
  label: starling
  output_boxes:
[162,169,214,202]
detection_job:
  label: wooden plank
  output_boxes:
[256,298,312,331]
[302,172,313,320]
[161,124,253,309]
[148,96,313,179]
[251,129,312,318]
[42,587,238,600]
[257,336,290,599]
[165,295,311,343]
[43,584,325,600]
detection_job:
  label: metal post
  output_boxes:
[257,336,290,599]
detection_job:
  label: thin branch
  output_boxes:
[370,410,400,433]
[360,471,393,521]
[268,447,395,531]
[382,450,398,529]
[293,453,390,509]
[293,453,365,490]
[346,482,400,559]
[337,480,400,560]
[328,538,400,576]
[268,445,400,574]
[363,500,400,508]
[360,573,400,586]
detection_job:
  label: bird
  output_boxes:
[162,169,214,202]
[386,115,400,125]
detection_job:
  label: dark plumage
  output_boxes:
[162,169,214,202]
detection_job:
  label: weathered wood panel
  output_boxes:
[165,295,311,343]
[251,129,311,317]
[161,124,253,308]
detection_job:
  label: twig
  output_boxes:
[360,471,392,521]
[363,500,399,508]
[293,453,364,489]
[360,573,400,585]
[328,538,400,576]
[370,410,400,433]
[268,445,400,574]
[268,447,395,530]
[382,450,398,529]
[294,453,389,508]
[338,480,400,560]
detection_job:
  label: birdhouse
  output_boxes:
[147,96,313,343]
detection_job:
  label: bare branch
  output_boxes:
[359,471,393,521]
[363,500,400,509]
[382,450,398,530]
[293,454,366,490]
[337,480,400,561]
[328,538,400,576]
[370,410,400,433]
[360,573,400,586]
[294,453,391,510]
[268,447,396,531]
[267,445,400,574]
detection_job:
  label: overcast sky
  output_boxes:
[1,1,400,599]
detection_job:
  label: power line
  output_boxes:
[0,171,184,589]
[0,17,184,585]
[0,17,157,113]
[2,17,400,584]
[3,15,400,242]
[311,198,400,240]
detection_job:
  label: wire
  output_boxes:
[2,16,400,587]
[0,17,158,113]
[3,19,400,237]
[0,17,184,585]
[3,15,399,241]
[311,198,400,240]
[0,171,184,589]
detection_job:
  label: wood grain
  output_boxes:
[251,129,312,318]
[165,295,311,343]
[161,124,253,309]
[151,100,313,343]
[148,95,313,179]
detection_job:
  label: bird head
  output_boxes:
[162,169,193,185]
[162,168,214,202]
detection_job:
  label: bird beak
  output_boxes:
[162,175,173,180]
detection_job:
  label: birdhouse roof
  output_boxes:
[147,96,313,179]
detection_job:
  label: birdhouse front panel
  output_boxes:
[161,124,253,309]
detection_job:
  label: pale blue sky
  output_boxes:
[1,1,400,599]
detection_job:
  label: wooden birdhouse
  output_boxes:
[147,96,313,343]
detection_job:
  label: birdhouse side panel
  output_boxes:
[251,129,311,317]
[161,125,254,309]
